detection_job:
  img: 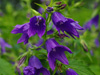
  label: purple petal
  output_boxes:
[46,7,53,12]
[66,68,78,75]
[56,45,72,54]
[28,56,43,69]
[95,38,100,47]
[47,54,56,71]
[46,38,59,53]
[47,29,54,35]
[0,38,12,54]
[52,12,67,25]
[1,46,6,54]
[47,45,72,70]
[36,67,50,75]
[84,15,99,30]
[23,66,35,75]
[11,23,29,34]
[56,21,79,38]
[35,39,44,47]
[5,43,12,48]
[37,24,46,38]
[92,15,99,28]
[17,33,29,44]
[28,16,46,38]
[69,19,84,30]
[38,7,44,14]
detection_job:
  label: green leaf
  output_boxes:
[35,3,47,10]
[31,9,41,16]
[0,58,15,75]
[66,59,95,75]
[49,0,53,6]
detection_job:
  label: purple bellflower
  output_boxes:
[46,38,72,70]
[23,56,50,75]
[28,16,46,38]
[0,38,12,54]
[84,15,99,30]
[52,12,84,38]
[11,16,46,44]
[66,68,78,75]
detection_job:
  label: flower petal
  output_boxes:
[11,23,29,34]
[46,38,59,52]
[52,12,67,25]
[36,67,50,75]
[66,68,78,75]
[17,33,29,44]
[28,56,43,69]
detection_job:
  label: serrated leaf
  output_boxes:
[31,9,41,16]
[66,59,95,75]
[0,58,15,75]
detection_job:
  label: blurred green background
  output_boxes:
[0,0,100,75]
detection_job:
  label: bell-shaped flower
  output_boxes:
[0,38,12,54]
[23,56,50,75]
[46,38,72,70]
[66,68,78,75]
[28,16,46,38]
[51,12,84,38]
[84,15,99,30]
[11,16,46,44]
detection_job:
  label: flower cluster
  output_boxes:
[11,2,84,75]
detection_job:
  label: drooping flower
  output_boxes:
[84,15,99,30]
[66,68,78,75]
[28,16,46,38]
[11,16,46,44]
[46,38,72,70]
[51,12,84,38]
[0,38,12,54]
[23,56,50,75]
[11,23,29,44]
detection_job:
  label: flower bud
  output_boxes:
[56,2,62,5]
[58,34,67,38]
[61,4,66,9]
[46,7,53,12]
[81,40,88,52]
[17,56,26,67]
[82,43,88,52]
